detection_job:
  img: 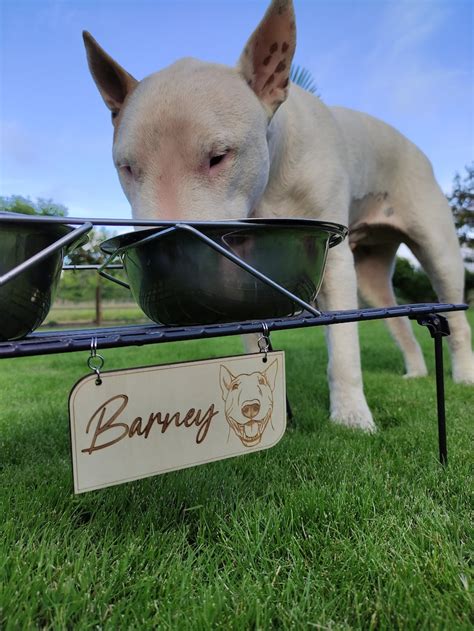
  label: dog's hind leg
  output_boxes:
[354,242,428,377]
[407,197,474,384]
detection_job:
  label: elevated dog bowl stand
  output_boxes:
[0,302,466,466]
[0,214,468,465]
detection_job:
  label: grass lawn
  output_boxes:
[0,313,473,629]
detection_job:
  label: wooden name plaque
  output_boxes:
[69,352,286,493]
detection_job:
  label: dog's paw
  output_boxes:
[403,368,428,379]
[330,399,377,433]
[402,354,428,379]
[452,354,474,384]
[452,370,474,385]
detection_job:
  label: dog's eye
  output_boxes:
[209,154,226,168]
[119,164,134,178]
[209,148,232,170]
[231,382,239,390]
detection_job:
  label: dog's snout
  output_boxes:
[242,400,261,419]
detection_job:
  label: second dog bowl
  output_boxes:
[100,219,347,326]
[0,216,89,341]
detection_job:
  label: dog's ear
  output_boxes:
[237,0,296,117]
[83,31,137,122]
[263,359,278,391]
[220,365,236,399]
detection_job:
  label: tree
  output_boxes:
[392,257,437,304]
[446,163,473,248]
[392,257,474,305]
[66,228,108,266]
[62,228,131,324]
[0,194,129,321]
[0,194,68,217]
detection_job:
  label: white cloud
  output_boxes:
[38,0,79,30]
[361,0,464,117]
[372,0,447,60]
[398,243,420,267]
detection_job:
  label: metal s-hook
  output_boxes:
[257,322,270,363]
[87,337,104,385]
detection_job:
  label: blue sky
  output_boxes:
[1,0,473,221]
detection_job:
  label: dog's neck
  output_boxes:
[249,105,289,218]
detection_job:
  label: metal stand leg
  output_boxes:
[433,331,447,465]
[413,314,450,465]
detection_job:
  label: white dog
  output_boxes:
[83,0,473,432]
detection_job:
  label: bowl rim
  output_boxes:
[0,215,88,252]
[100,218,349,254]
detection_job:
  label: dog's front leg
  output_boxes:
[319,240,376,432]
[242,334,260,355]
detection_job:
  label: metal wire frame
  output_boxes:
[0,212,349,318]
[0,212,469,464]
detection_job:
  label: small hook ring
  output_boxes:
[257,322,270,363]
[88,337,104,385]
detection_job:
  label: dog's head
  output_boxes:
[220,359,278,447]
[83,0,296,221]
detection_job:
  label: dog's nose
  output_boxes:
[242,400,260,419]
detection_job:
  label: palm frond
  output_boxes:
[290,64,320,96]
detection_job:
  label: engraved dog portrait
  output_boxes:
[219,359,278,447]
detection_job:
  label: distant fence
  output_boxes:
[43,301,149,328]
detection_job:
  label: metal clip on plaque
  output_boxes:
[258,322,270,363]
[88,337,104,386]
